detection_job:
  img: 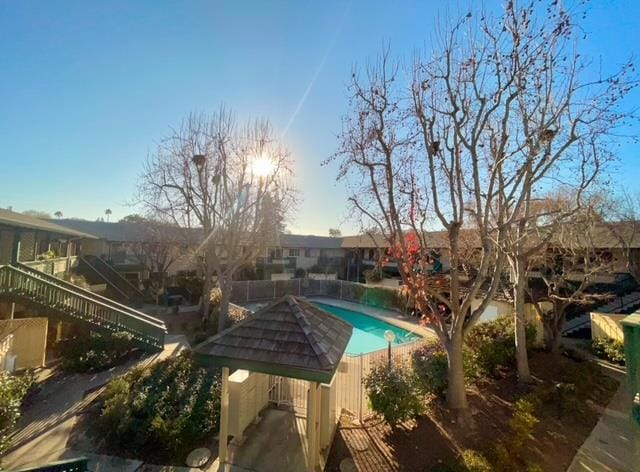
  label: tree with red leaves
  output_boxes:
[331,1,636,420]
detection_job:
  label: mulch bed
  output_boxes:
[325,351,619,471]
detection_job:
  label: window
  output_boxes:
[305,248,312,258]
[270,248,283,259]
[288,248,300,257]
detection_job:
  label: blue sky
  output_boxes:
[1,0,638,235]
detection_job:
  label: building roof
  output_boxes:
[0,209,97,239]
[194,295,352,383]
[52,219,199,244]
[279,233,343,249]
[340,231,455,249]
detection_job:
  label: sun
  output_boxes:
[252,155,276,178]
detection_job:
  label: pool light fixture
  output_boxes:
[384,330,396,367]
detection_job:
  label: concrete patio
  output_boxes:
[222,409,312,472]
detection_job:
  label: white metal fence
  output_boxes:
[268,337,428,419]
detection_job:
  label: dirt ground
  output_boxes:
[325,352,619,472]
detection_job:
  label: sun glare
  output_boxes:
[252,155,276,177]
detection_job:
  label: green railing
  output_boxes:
[14,456,89,472]
[622,312,640,425]
[82,255,144,303]
[0,265,166,351]
[15,262,161,327]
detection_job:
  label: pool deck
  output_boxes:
[307,296,437,341]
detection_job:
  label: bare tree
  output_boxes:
[527,205,615,352]
[329,228,342,238]
[137,107,295,330]
[332,2,635,416]
[128,217,185,304]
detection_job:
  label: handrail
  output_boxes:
[83,255,144,298]
[15,262,163,326]
[2,266,166,329]
[0,265,165,350]
[79,256,130,300]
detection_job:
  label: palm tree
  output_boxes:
[54,211,63,219]
[105,209,112,222]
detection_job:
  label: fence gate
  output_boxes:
[268,375,309,414]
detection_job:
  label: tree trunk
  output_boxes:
[201,265,214,324]
[445,331,468,422]
[217,278,231,333]
[514,262,532,382]
[545,303,565,354]
[548,329,562,354]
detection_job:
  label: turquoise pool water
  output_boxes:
[313,302,421,355]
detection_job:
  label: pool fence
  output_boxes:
[231,278,409,313]
[268,336,428,420]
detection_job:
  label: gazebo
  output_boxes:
[195,295,352,472]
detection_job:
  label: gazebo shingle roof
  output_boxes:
[194,296,352,383]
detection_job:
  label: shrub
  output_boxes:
[460,450,492,472]
[465,317,536,377]
[58,331,134,373]
[492,399,539,470]
[363,362,423,426]
[591,337,626,365]
[98,353,220,456]
[411,341,477,398]
[0,370,35,454]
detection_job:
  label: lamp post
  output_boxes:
[384,330,396,368]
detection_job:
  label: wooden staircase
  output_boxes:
[80,255,144,306]
[0,264,166,351]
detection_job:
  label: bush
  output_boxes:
[591,337,626,365]
[209,287,223,315]
[460,450,492,472]
[98,353,220,456]
[492,399,539,470]
[0,370,35,454]
[411,341,477,398]
[465,317,536,377]
[58,331,133,373]
[363,362,423,426]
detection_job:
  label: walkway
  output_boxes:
[211,408,330,472]
[568,371,640,472]
[2,335,190,471]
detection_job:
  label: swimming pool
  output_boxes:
[312,302,422,355]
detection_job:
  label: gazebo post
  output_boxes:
[218,366,230,472]
[307,381,320,472]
